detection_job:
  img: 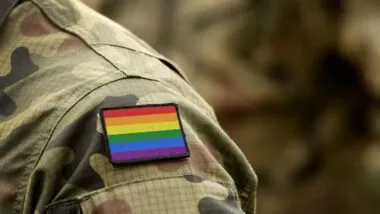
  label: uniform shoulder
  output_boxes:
[30,0,187,80]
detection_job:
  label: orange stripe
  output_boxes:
[105,113,178,126]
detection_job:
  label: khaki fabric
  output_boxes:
[83,0,380,214]
[0,0,257,213]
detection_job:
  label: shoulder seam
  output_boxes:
[29,0,128,78]
[30,0,190,82]
[92,43,190,82]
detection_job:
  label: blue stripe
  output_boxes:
[109,137,185,153]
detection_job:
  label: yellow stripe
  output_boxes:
[106,121,180,135]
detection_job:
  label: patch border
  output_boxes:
[99,103,190,165]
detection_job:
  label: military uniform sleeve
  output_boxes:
[39,59,257,214]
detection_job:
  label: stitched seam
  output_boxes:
[91,43,189,82]
[21,75,238,212]
[45,174,235,206]
[30,0,189,83]
[91,43,167,65]
[115,74,216,121]
[243,189,256,214]
[45,199,78,212]
[150,80,218,122]
[33,76,172,212]
[16,75,124,214]
[29,0,128,78]
[12,3,215,213]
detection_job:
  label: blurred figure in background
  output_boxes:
[83,0,380,213]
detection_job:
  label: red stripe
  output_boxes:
[103,106,176,118]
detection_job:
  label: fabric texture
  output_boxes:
[0,0,257,213]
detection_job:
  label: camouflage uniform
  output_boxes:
[84,0,380,214]
[0,0,257,213]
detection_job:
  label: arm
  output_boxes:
[39,73,256,214]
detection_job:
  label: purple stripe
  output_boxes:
[111,146,187,161]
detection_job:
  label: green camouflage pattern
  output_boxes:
[83,0,380,214]
[0,0,257,213]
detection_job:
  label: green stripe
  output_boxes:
[108,129,182,143]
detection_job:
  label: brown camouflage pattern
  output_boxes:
[82,0,380,214]
[0,0,257,213]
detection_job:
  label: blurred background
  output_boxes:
[80,0,380,213]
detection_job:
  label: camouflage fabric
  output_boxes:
[0,0,257,213]
[83,0,380,214]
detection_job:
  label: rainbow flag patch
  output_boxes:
[99,103,189,165]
